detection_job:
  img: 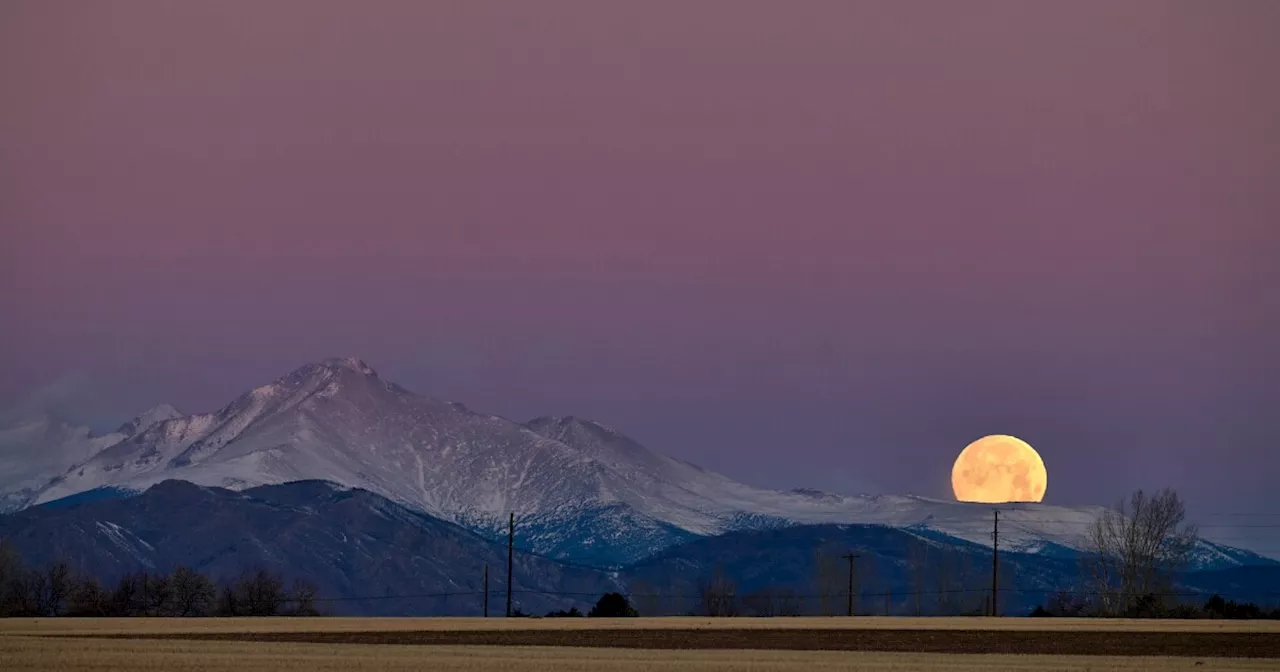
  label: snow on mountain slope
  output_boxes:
[36,360,601,521]
[9,358,1271,566]
[0,405,179,512]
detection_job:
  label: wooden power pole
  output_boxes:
[506,513,515,617]
[841,552,859,617]
[991,509,999,617]
[483,564,489,617]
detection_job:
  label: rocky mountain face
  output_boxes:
[0,358,1273,567]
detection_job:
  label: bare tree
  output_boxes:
[112,573,145,617]
[42,561,72,616]
[171,566,216,616]
[287,579,320,616]
[696,565,738,617]
[1086,488,1197,616]
[216,584,240,617]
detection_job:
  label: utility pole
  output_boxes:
[841,552,859,617]
[483,564,489,618]
[506,513,515,618]
[991,509,999,617]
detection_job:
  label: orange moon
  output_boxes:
[951,435,1047,503]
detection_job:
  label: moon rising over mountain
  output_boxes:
[951,435,1047,503]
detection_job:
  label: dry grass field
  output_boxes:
[3,618,1279,672]
[5,616,1279,635]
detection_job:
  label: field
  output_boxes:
[4,618,1280,672]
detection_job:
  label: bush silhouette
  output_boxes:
[545,606,583,618]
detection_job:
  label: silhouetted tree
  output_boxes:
[0,540,22,616]
[171,566,216,617]
[236,569,286,616]
[112,573,146,617]
[65,576,109,617]
[3,568,44,616]
[588,592,638,617]
[1204,594,1270,620]
[216,584,239,617]
[142,571,173,616]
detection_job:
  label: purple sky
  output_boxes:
[3,2,1278,531]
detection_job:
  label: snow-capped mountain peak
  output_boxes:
[4,357,1274,567]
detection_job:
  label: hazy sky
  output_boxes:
[3,2,1278,534]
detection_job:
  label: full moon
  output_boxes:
[951,435,1047,503]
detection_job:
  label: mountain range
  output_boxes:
[4,479,1275,616]
[0,357,1274,570]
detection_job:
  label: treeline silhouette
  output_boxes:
[1031,591,1280,620]
[0,541,319,617]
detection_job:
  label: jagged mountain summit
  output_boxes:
[0,357,1270,566]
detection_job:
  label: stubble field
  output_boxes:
[4,617,1279,672]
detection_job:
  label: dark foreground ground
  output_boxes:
[79,628,1280,658]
